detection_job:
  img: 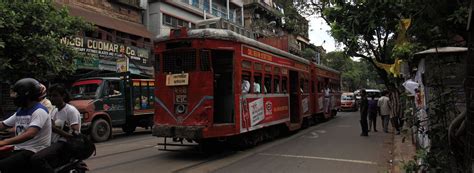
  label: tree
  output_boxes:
[0,1,92,83]
[323,51,381,91]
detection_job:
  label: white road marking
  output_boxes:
[315,130,327,133]
[259,153,378,165]
[301,132,320,139]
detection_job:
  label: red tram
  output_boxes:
[152,28,341,146]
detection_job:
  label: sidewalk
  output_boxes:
[391,126,417,173]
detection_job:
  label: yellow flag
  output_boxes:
[374,58,403,77]
[401,19,411,31]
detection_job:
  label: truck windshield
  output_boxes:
[71,84,99,100]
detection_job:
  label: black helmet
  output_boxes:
[12,78,42,107]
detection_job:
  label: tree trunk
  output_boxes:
[367,58,403,119]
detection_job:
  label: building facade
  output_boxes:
[243,0,313,58]
[56,0,154,77]
[146,0,244,37]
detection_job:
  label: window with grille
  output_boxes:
[162,50,196,73]
[200,50,211,71]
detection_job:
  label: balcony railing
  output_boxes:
[244,0,281,16]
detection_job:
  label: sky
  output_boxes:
[308,15,339,53]
[308,16,361,61]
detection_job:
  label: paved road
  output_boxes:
[86,111,392,173]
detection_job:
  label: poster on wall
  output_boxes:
[116,57,129,73]
[249,98,264,126]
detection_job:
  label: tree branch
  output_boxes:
[382,28,389,62]
[365,39,381,61]
[376,27,383,58]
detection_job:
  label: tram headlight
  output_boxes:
[175,104,187,114]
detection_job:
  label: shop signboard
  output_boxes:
[61,36,151,74]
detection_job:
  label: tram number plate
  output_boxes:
[176,95,187,103]
[166,73,189,86]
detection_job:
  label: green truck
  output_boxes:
[69,72,155,142]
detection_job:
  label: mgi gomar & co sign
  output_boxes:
[60,36,151,67]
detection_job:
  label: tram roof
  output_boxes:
[155,28,310,64]
[313,63,340,74]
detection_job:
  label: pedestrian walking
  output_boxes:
[368,95,378,132]
[359,89,369,136]
[378,90,391,133]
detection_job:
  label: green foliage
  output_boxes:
[274,0,308,37]
[391,42,423,61]
[323,51,381,91]
[402,149,428,172]
[301,48,316,60]
[0,1,92,83]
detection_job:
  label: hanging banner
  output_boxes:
[116,57,129,73]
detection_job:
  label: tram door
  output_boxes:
[212,50,234,123]
[289,70,299,123]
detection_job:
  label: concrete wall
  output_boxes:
[148,2,206,37]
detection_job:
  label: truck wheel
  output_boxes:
[91,119,111,142]
[122,123,137,135]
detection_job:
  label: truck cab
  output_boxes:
[69,73,154,142]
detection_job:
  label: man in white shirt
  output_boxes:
[31,84,81,173]
[0,78,52,172]
[242,79,250,94]
[254,82,261,93]
[378,91,391,133]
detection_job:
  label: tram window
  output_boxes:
[254,74,262,93]
[281,68,288,75]
[264,74,271,94]
[282,77,288,93]
[242,71,251,94]
[254,63,262,71]
[154,54,160,73]
[305,80,309,93]
[274,76,280,93]
[209,23,217,28]
[200,50,211,71]
[242,60,251,69]
[273,67,280,74]
[299,79,305,93]
[265,65,271,73]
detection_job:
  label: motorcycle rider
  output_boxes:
[31,84,81,173]
[0,78,52,172]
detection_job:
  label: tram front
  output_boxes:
[152,28,236,143]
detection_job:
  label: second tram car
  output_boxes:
[152,27,341,147]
